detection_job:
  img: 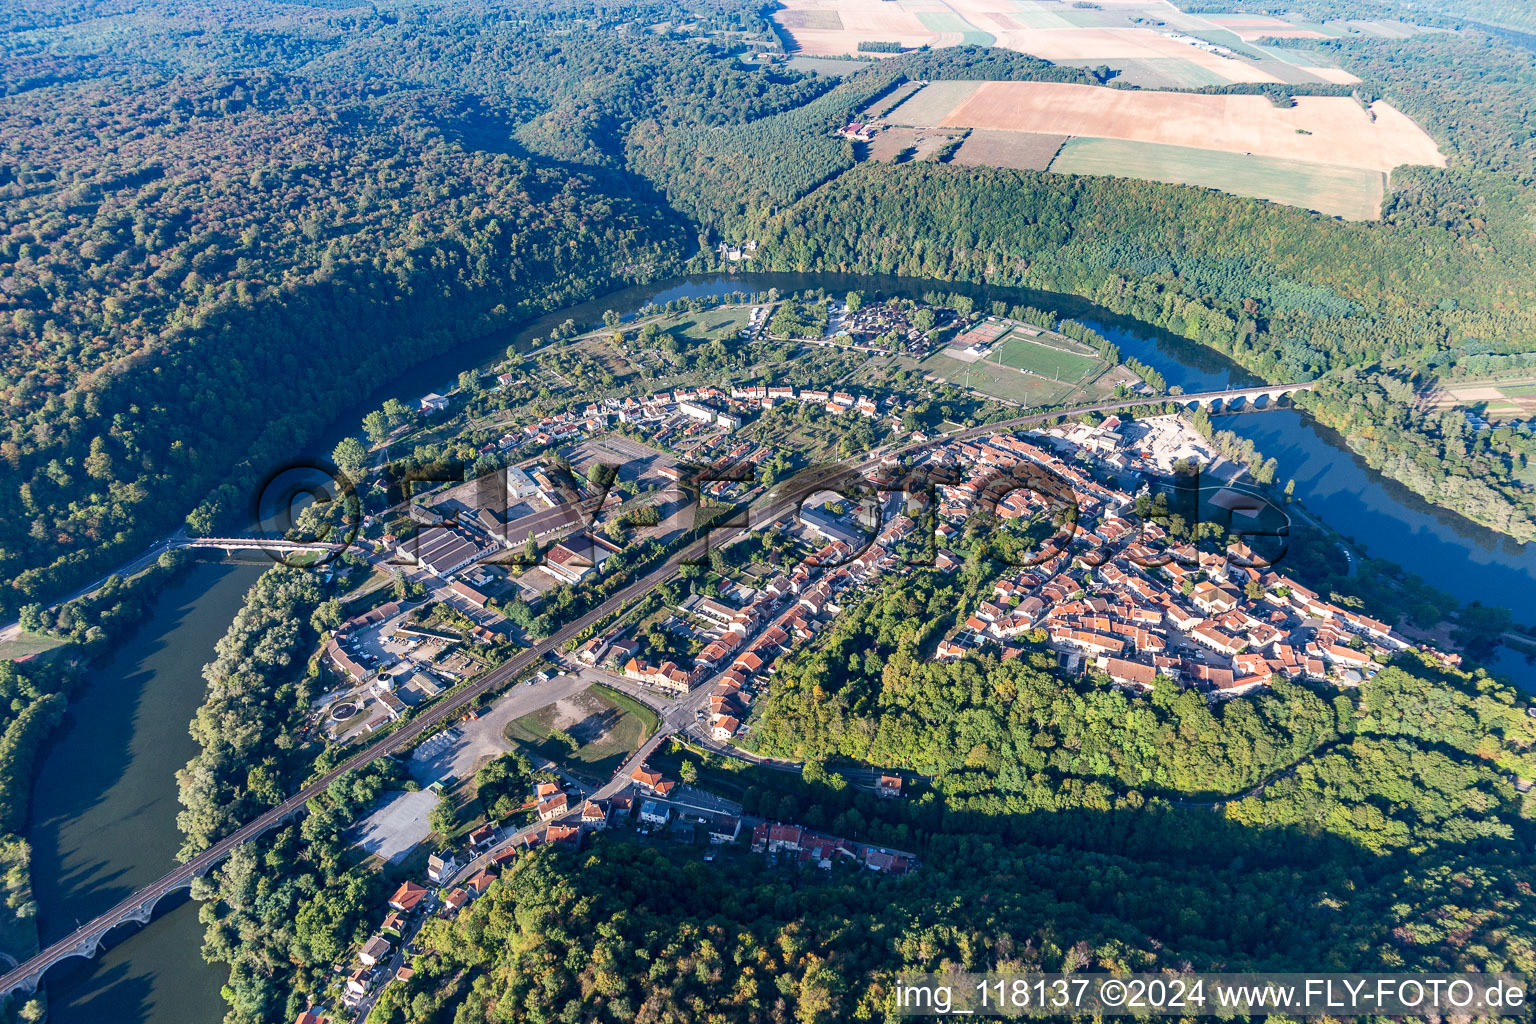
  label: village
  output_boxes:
[278,292,1481,1023]
[289,375,1478,1022]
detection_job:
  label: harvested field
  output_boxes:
[1049,137,1387,220]
[1208,14,1330,41]
[775,9,843,30]
[772,0,931,55]
[981,11,1024,31]
[770,0,1293,83]
[940,82,1444,172]
[950,129,1066,171]
[1309,66,1363,85]
[885,80,982,125]
[866,126,966,162]
[983,27,1283,83]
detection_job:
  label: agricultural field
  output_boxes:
[1203,14,1331,42]
[865,126,967,162]
[1081,56,1234,88]
[771,0,1379,86]
[936,82,1444,173]
[883,80,982,126]
[1421,376,1536,421]
[1049,138,1387,220]
[949,129,1066,171]
[915,9,995,44]
[770,0,1354,85]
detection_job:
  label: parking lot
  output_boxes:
[562,435,681,489]
[353,788,438,865]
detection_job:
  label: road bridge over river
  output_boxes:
[0,381,1309,997]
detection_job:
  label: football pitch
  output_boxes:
[989,334,1103,381]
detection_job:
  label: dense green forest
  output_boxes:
[364,823,1534,1024]
[175,565,326,859]
[194,761,402,1024]
[0,43,689,617]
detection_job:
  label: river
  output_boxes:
[31,561,266,1024]
[27,272,1535,1023]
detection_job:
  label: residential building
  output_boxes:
[388,881,428,912]
[359,935,391,967]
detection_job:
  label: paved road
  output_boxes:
[0,382,1308,995]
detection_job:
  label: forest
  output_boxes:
[194,761,402,1024]
[0,41,690,618]
[175,565,327,859]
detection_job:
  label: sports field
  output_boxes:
[1049,138,1387,220]
[939,83,1444,173]
[921,327,1108,406]
[920,350,1078,406]
[990,333,1103,379]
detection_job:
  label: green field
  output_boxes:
[785,56,866,77]
[0,632,66,663]
[914,11,994,44]
[1049,138,1386,221]
[918,351,1083,407]
[990,333,1103,380]
[886,81,982,126]
[1009,1,1075,29]
[505,688,649,781]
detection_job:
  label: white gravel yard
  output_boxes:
[353,789,438,865]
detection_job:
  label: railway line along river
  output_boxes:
[29,271,1535,1024]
